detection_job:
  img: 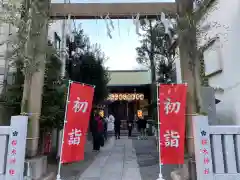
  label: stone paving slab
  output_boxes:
[79,138,114,179]
[78,137,142,180]
[122,138,142,180]
[47,139,100,180]
[132,137,160,180]
[132,137,179,180]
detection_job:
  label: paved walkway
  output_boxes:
[48,138,99,180]
[78,137,142,180]
[132,137,160,180]
[132,137,178,180]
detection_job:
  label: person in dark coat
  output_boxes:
[114,117,121,139]
[137,116,147,140]
[102,116,108,140]
[136,118,140,133]
[96,115,104,147]
[90,110,104,151]
[127,120,133,137]
[90,110,100,151]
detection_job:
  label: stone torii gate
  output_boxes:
[25,2,179,180]
[50,2,177,19]
[49,1,177,75]
[50,1,177,76]
[49,2,178,180]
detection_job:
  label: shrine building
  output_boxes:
[104,70,151,129]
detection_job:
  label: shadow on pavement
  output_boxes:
[132,136,179,180]
[47,139,99,180]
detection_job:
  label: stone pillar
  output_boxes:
[25,0,49,157]
[176,0,201,179]
[60,18,66,77]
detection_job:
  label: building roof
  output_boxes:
[108,70,151,86]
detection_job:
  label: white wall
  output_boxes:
[50,0,73,76]
[0,19,66,93]
[108,70,151,85]
[0,0,74,94]
[0,10,14,93]
[197,0,240,124]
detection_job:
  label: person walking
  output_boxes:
[90,110,100,151]
[141,116,147,139]
[137,116,147,140]
[99,110,107,141]
[127,120,133,137]
[114,116,121,139]
[136,117,141,139]
[108,114,115,132]
[95,110,105,147]
[102,115,108,140]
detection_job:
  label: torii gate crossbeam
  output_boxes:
[50,2,177,19]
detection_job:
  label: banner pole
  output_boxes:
[156,83,165,180]
[56,80,72,180]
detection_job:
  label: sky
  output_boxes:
[77,19,142,70]
[68,0,175,70]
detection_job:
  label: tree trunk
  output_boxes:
[21,0,49,157]
[149,20,157,121]
[176,0,203,179]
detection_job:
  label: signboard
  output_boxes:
[107,93,144,101]
[61,82,94,163]
[5,116,28,180]
[158,84,187,164]
[193,115,213,180]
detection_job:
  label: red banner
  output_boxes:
[61,82,94,163]
[158,84,187,164]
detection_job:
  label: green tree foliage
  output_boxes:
[40,43,65,130]
[157,58,176,83]
[0,59,24,115]
[136,19,177,120]
[136,19,177,83]
[67,28,110,104]
[0,43,65,129]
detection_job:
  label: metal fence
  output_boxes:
[193,115,240,180]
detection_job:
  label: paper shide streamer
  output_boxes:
[133,13,141,36]
[67,14,74,42]
[102,13,115,39]
[160,12,175,40]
